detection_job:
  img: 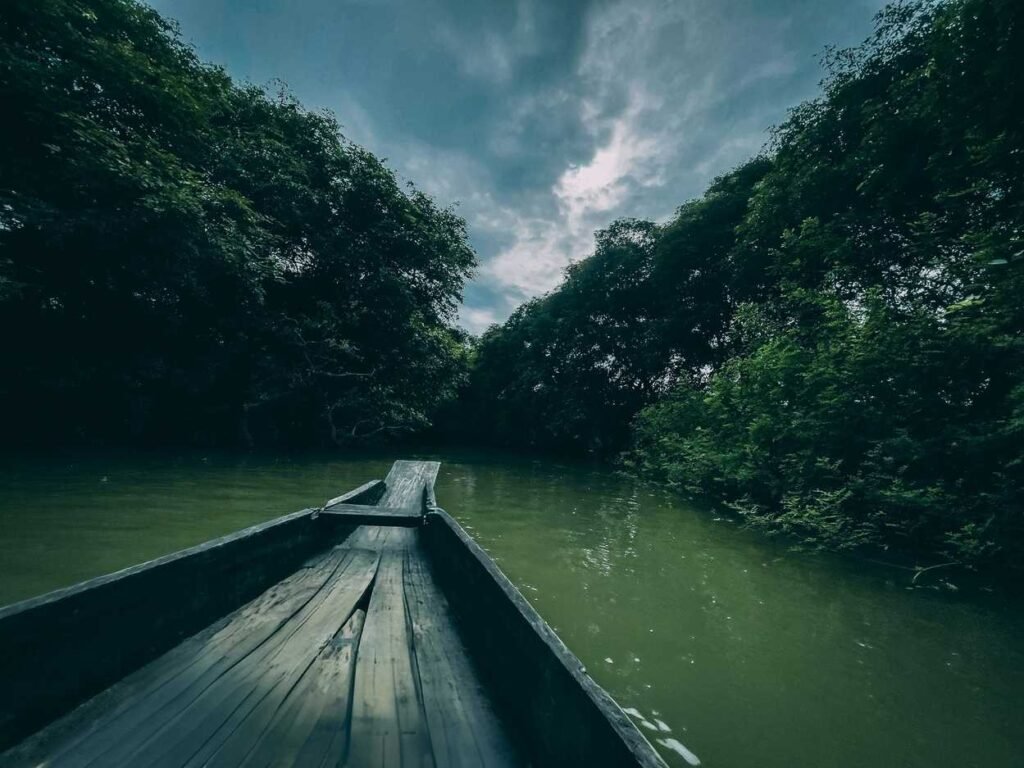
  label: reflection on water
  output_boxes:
[0,451,1021,768]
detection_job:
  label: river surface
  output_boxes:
[0,451,1020,767]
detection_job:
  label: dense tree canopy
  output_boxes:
[0,0,475,446]
[465,0,1023,567]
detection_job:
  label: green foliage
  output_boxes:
[631,290,1021,563]
[462,163,771,455]
[0,0,474,446]
[458,219,667,454]
[470,0,1024,565]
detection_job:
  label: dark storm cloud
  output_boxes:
[149,0,887,331]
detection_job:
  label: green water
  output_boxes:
[0,452,1020,767]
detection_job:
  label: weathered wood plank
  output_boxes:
[0,506,336,754]
[0,543,354,768]
[320,503,423,527]
[324,480,385,510]
[377,461,440,510]
[4,547,378,768]
[121,549,378,768]
[347,544,434,768]
[402,548,520,768]
[344,525,419,552]
[209,609,366,768]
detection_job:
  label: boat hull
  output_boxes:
[0,461,666,767]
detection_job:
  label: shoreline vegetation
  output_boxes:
[2,0,476,449]
[2,0,1022,571]
[456,0,1024,572]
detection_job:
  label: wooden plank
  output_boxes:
[323,480,385,510]
[10,547,379,768]
[402,548,520,768]
[0,507,329,754]
[377,461,440,510]
[320,503,423,527]
[210,609,366,768]
[1,544,354,768]
[126,549,379,768]
[344,525,419,552]
[347,546,434,768]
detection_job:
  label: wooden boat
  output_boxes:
[0,460,667,767]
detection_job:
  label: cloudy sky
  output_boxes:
[149,0,886,332]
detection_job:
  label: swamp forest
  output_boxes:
[1,1,1022,765]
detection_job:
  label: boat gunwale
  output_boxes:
[0,479,383,753]
[0,480,383,622]
[425,508,669,768]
